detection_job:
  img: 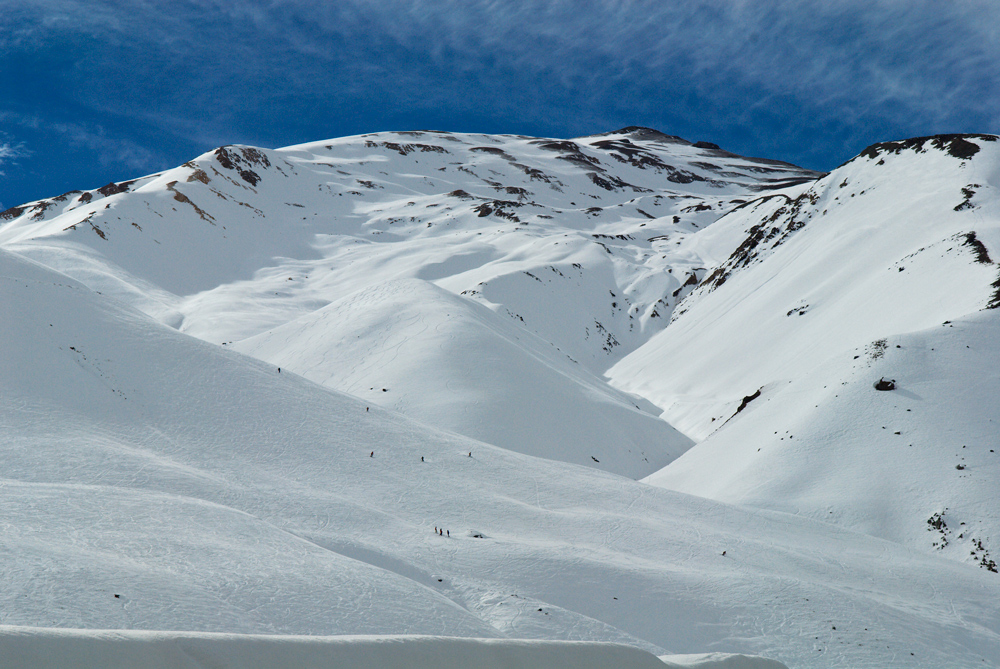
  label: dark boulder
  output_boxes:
[874,377,895,391]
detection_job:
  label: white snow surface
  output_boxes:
[0,626,789,669]
[3,130,1000,666]
[659,653,789,669]
[233,277,686,477]
[0,628,671,669]
[609,134,1000,559]
[0,128,814,477]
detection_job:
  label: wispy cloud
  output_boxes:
[0,142,27,161]
[0,0,997,178]
[51,122,156,171]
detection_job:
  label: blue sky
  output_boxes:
[1,0,998,208]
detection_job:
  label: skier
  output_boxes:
[447,530,450,537]
[370,451,373,457]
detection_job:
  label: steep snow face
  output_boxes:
[1,249,998,668]
[0,127,818,476]
[609,134,1000,560]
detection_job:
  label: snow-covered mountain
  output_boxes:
[0,127,818,477]
[609,133,1000,563]
[2,128,999,667]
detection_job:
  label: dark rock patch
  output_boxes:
[97,180,134,197]
[473,200,522,222]
[672,271,700,297]
[470,146,515,160]
[961,231,992,264]
[29,200,55,220]
[0,205,26,221]
[986,272,1000,310]
[857,134,996,163]
[734,388,762,415]
[700,189,819,292]
[215,146,269,186]
[166,181,215,223]
[588,172,650,193]
[955,185,981,212]
[532,140,603,170]
[874,378,896,391]
[596,126,689,144]
[511,163,560,185]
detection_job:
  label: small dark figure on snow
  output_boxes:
[468,452,472,457]
[447,530,450,537]
[370,451,374,457]
[421,456,424,462]
[278,367,280,373]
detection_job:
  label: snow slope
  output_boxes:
[0,127,818,477]
[610,134,1000,560]
[0,626,787,669]
[233,278,688,478]
[0,629,670,669]
[2,248,998,667]
[4,129,1000,666]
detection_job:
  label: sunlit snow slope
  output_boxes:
[610,134,1000,565]
[1,248,998,667]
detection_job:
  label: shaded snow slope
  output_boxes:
[234,278,690,478]
[610,134,1000,560]
[660,653,789,669]
[2,250,998,667]
[0,629,670,669]
[0,626,789,669]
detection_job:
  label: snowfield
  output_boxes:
[0,627,790,669]
[2,129,999,666]
[610,134,1000,556]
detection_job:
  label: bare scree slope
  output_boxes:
[1,128,999,667]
